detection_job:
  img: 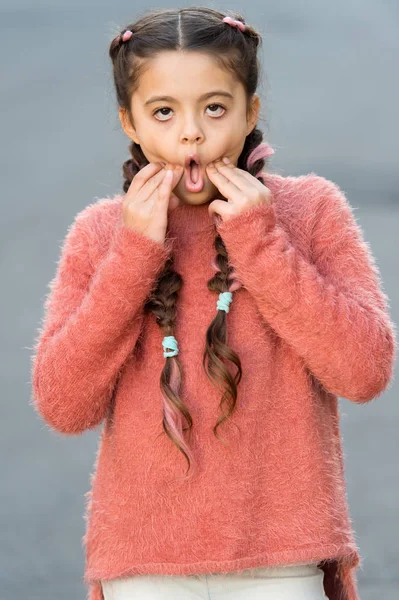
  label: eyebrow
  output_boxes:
[144,90,234,106]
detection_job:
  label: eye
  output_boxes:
[153,103,226,121]
[206,103,226,117]
[153,107,173,121]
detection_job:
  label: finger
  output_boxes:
[206,165,245,202]
[209,161,255,191]
[160,164,184,190]
[208,198,235,223]
[218,160,270,192]
[226,166,273,201]
[158,169,175,200]
[139,166,172,201]
[157,170,182,212]
[127,162,164,195]
[231,166,268,190]
[209,162,270,205]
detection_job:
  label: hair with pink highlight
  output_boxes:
[247,142,275,178]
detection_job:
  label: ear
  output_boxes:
[118,107,140,144]
[246,94,261,135]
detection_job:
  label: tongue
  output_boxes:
[190,163,199,183]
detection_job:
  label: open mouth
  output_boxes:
[188,159,200,183]
[184,157,204,193]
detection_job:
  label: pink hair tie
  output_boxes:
[121,30,133,42]
[246,142,275,178]
[222,17,246,32]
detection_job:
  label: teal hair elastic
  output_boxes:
[162,335,179,358]
[217,291,233,313]
[162,292,232,358]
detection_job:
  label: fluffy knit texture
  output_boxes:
[30,171,397,600]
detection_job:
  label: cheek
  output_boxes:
[133,122,164,157]
[213,125,247,159]
[230,122,250,161]
[137,139,164,164]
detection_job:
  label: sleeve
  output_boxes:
[216,175,397,403]
[30,206,173,434]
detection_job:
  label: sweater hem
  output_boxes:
[84,541,361,600]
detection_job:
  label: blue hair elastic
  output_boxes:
[162,335,179,358]
[217,291,233,313]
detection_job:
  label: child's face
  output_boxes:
[119,51,260,206]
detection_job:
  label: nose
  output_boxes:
[180,116,204,144]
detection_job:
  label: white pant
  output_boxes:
[101,564,327,599]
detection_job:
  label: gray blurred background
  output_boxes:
[1,1,398,599]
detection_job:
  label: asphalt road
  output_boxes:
[1,1,398,599]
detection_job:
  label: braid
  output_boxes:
[202,126,271,445]
[203,236,243,445]
[143,255,196,479]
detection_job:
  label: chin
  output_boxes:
[175,182,207,202]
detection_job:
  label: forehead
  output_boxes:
[134,51,240,102]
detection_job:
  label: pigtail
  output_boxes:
[202,125,271,446]
[143,256,197,480]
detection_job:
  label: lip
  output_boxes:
[184,154,201,167]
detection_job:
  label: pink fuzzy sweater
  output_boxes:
[31,171,396,600]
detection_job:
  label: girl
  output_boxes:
[30,7,396,600]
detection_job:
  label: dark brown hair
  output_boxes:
[108,6,273,479]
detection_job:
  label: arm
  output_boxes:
[30,205,173,434]
[216,175,397,403]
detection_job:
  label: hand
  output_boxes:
[122,162,183,244]
[206,157,274,225]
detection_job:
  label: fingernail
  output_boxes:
[222,157,230,164]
